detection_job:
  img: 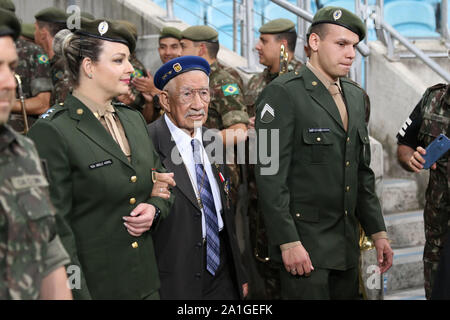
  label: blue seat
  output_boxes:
[384,0,440,38]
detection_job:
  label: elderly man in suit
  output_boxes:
[147,56,248,299]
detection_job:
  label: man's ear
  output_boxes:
[308,33,320,52]
[159,90,171,114]
[198,42,207,58]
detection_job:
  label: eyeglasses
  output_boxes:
[174,88,211,104]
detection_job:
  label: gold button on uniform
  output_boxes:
[346,137,350,143]
[76,108,83,115]
[345,210,348,216]
[296,213,301,218]
[316,137,321,142]
[129,197,136,205]
[130,176,137,183]
[132,242,138,249]
[345,186,350,192]
[346,161,350,167]
[312,81,317,86]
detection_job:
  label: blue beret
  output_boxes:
[154,56,211,90]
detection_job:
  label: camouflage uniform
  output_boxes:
[397,83,450,299]
[0,124,70,299]
[243,58,303,300]
[129,54,147,113]
[50,55,72,106]
[218,61,244,91]
[8,38,53,133]
[206,60,249,206]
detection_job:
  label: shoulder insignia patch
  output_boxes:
[40,108,55,119]
[132,69,143,78]
[222,83,239,96]
[260,103,275,123]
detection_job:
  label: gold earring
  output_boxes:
[88,74,93,79]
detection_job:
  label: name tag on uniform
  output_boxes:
[88,159,113,170]
[11,175,48,190]
[308,128,330,133]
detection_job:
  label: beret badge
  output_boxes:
[173,62,182,73]
[333,10,342,21]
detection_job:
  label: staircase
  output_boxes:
[382,179,426,300]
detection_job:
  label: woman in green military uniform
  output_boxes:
[28,18,174,300]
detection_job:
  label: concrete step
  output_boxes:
[382,179,420,214]
[384,246,424,293]
[384,286,426,300]
[384,210,425,248]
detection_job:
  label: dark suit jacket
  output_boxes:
[28,95,173,299]
[255,66,386,271]
[148,116,247,299]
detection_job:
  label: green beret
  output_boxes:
[259,18,296,34]
[35,7,67,24]
[159,26,181,40]
[116,20,138,40]
[0,8,20,40]
[182,25,218,42]
[311,6,366,41]
[21,23,35,40]
[0,0,15,12]
[74,18,136,53]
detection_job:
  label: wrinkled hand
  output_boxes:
[281,244,314,276]
[116,87,136,106]
[151,172,176,199]
[122,203,157,237]
[374,238,394,273]
[408,146,437,172]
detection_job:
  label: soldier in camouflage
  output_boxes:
[180,25,249,207]
[0,3,53,133]
[397,83,450,299]
[0,8,72,300]
[243,19,303,300]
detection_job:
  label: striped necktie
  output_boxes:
[191,139,220,276]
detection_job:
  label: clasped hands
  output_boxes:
[123,171,176,237]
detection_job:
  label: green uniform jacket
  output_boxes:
[254,66,386,271]
[27,95,173,299]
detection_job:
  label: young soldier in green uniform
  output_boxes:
[254,7,393,299]
[28,18,174,300]
[158,26,182,64]
[397,83,450,299]
[0,2,53,133]
[180,25,249,207]
[0,8,72,300]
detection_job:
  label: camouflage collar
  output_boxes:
[445,85,450,105]
[0,124,21,152]
[209,60,219,72]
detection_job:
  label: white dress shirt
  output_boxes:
[165,115,224,237]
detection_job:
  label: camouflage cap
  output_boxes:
[73,18,136,53]
[159,26,182,40]
[0,0,15,12]
[0,8,20,40]
[311,6,366,41]
[35,7,68,24]
[182,25,218,43]
[116,20,138,40]
[259,18,295,34]
[21,23,35,40]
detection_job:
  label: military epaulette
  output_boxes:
[39,103,66,120]
[273,70,301,85]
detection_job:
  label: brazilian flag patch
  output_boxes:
[132,69,143,78]
[222,83,239,96]
[37,54,49,64]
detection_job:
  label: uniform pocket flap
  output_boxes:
[303,129,333,145]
